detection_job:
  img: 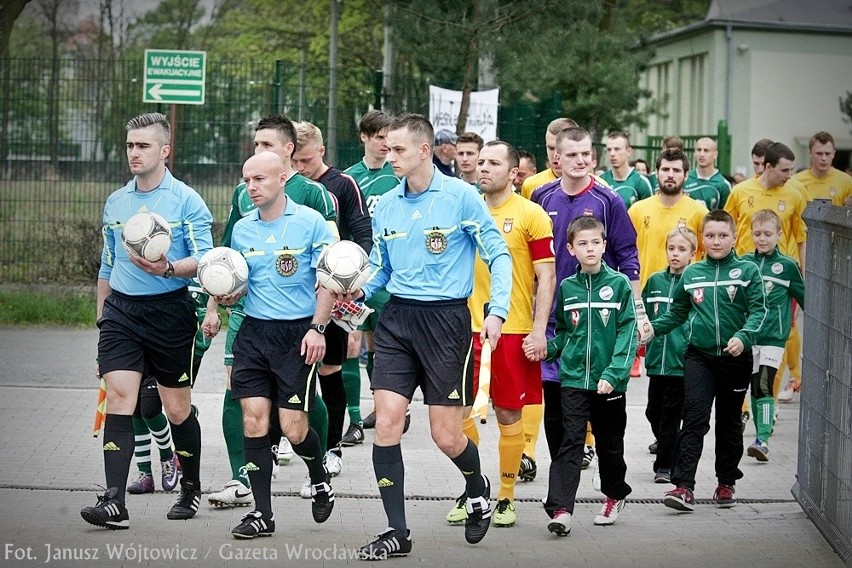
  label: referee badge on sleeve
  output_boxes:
[276,254,298,276]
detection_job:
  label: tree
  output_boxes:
[387,0,535,132]
[1,0,35,175]
[35,0,79,173]
[625,0,710,38]
[130,0,205,50]
[1,0,32,57]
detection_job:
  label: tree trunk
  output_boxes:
[456,0,480,134]
[326,0,340,165]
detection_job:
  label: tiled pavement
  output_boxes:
[0,327,842,567]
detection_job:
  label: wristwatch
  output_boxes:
[162,260,175,279]
[308,323,326,334]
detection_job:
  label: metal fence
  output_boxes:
[645,120,732,175]
[793,202,852,566]
[0,56,567,283]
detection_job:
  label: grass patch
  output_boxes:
[0,288,96,327]
[0,286,229,329]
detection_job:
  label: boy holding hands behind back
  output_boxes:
[648,210,767,512]
[527,216,636,536]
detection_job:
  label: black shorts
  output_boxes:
[231,316,318,411]
[371,296,473,406]
[322,319,348,366]
[97,288,197,389]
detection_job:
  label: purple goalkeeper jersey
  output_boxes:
[531,177,639,286]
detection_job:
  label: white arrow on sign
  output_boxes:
[147,83,200,100]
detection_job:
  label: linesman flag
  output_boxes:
[93,378,107,438]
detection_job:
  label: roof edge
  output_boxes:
[646,18,852,45]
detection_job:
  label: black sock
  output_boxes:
[450,438,485,498]
[170,411,201,484]
[373,444,406,532]
[319,370,346,450]
[243,435,273,517]
[103,414,134,505]
[291,427,325,484]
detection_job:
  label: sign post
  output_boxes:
[143,49,206,105]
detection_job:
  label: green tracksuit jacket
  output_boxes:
[742,247,805,348]
[546,263,638,392]
[642,269,688,377]
[652,250,767,355]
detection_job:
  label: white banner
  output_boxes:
[429,85,499,142]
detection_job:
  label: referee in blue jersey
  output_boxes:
[82,112,213,530]
[213,151,338,539]
[351,114,512,560]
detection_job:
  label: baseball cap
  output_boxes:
[434,129,457,146]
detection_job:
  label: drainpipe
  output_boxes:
[725,22,733,127]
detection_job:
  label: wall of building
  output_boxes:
[740,32,852,172]
[640,27,852,175]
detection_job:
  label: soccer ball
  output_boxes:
[122,211,172,262]
[197,247,249,296]
[316,240,371,294]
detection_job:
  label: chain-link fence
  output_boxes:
[793,202,852,566]
[0,55,567,283]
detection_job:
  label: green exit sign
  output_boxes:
[143,49,206,105]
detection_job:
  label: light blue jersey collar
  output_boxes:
[245,197,303,223]
[397,165,448,199]
[124,168,177,193]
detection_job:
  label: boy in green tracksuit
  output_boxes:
[643,227,698,484]
[742,209,805,461]
[650,209,767,512]
[529,216,636,536]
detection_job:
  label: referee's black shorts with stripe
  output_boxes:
[371,296,474,406]
[231,316,318,412]
[97,288,197,388]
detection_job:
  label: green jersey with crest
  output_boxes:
[642,269,688,377]
[684,169,731,210]
[742,247,804,347]
[652,250,767,355]
[344,159,400,217]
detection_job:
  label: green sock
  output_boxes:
[223,389,249,486]
[753,396,775,442]
[143,411,173,461]
[309,393,329,454]
[342,357,363,425]
[132,416,152,474]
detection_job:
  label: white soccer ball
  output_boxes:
[122,211,172,262]
[197,247,249,296]
[316,240,371,294]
